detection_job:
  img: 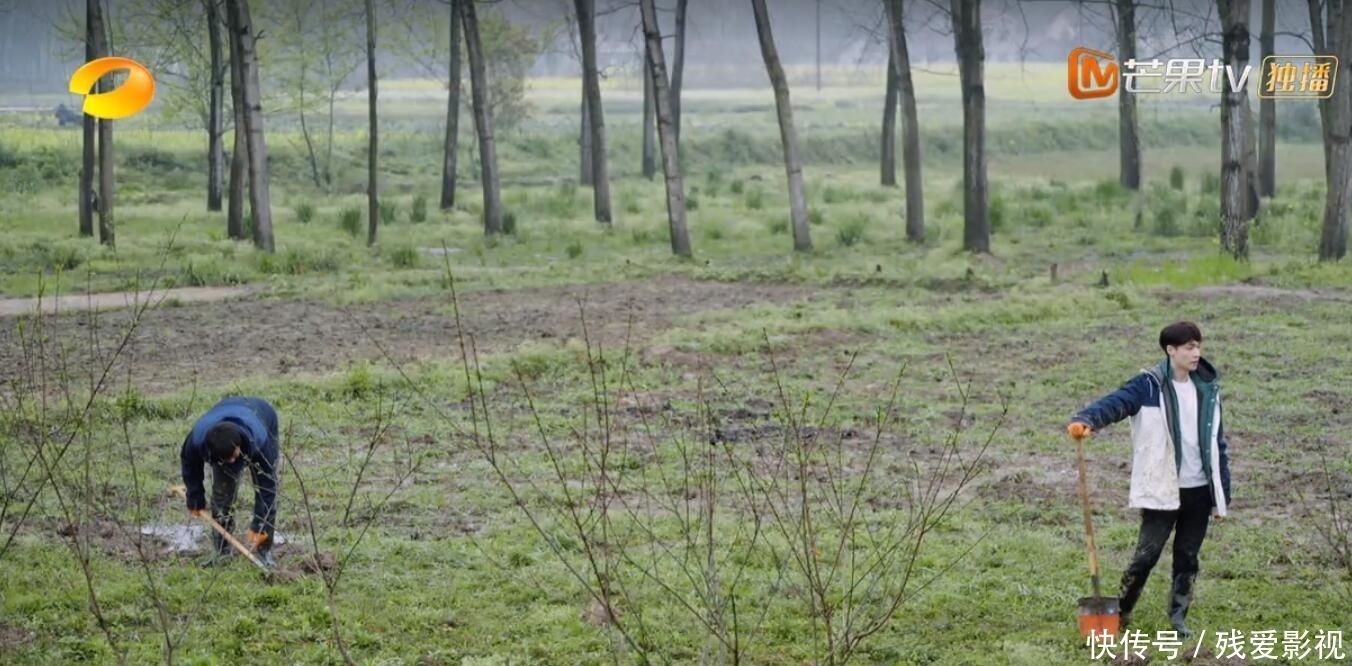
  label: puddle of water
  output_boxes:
[140,523,292,554]
[140,524,206,553]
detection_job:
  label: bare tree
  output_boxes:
[1258,0,1275,198]
[78,0,96,238]
[227,20,247,241]
[365,0,379,246]
[1309,0,1332,174]
[640,0,691,257]
[1219,0,1254,260]
[461,0,504,235]
[580,94,593,185]
[225,0,276,252]
[1116,0,1141,191]
[884,0,925,243]
[672,0,688,145]
[750,0,812,252]
[881,48,897,187]
[268,0,364,192]
[642,47,656,180]
[951,0,988,254]
[205,0,225,212]
[575,0,612,223]
[441,0,462,210]
[1310,0,1352,260]
[91,0,114,248]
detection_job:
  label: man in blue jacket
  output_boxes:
[180,396,281,568]
[1066,321,1232,638]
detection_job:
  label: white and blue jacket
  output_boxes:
[1072,357,1232,517]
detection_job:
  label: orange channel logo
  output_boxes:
[1068,47,1118,100]
[68,57,156,120]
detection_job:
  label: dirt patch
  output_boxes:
[1184,646,1254,665]
[0,621,35,649]
[47,518,178,565]
[0,286,256,317]
[1187,284,1352,303]
[0,277,822,397]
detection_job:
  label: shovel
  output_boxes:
[1074,434,1121,638]
[169,485,271,573]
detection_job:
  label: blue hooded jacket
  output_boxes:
[180,396,280,534]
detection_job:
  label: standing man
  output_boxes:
[1066,321,1232,637]
[180,395,281,568]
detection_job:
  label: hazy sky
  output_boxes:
[0,0,1326,91]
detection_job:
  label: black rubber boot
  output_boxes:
[1168,573,1196,638]
[255,542,277,569]
[198,532,234,568]
[1117,571,1148,630]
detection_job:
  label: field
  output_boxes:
[1,62,1350,666]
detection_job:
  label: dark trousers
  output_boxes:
[1119,485,1213,623]
[208,464,275,553]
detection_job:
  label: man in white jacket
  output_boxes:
[1067,321,1232,638]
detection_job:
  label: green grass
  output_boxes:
[1,72,1350,665]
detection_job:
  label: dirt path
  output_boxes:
[0,286,256,317]
[0,278,822,396]
[1188,283,1352,303]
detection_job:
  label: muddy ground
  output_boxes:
[3,277,1349,555]
[0,277,822,396]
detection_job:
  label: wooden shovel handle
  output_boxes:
[1074,435,1103,597]
[170,485,268,571]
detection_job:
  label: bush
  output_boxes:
[339,207,362,237]
[836,214,868,247]
[745,187,764,210]
[387,245,421,269]
[1169,166,1186,191]
[294,202,316,224]
[410,194,428,223]
[1153,207,1181,237]
[379,199,399,226]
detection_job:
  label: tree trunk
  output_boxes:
[1316,0,1352,261]
[1219,0,1252,260]
[1310,0,1332,180]
[1244,103,1261,220]
[574,0,611,222]
[365,0,379,247]
[672,0,688,145]
[206,0,224,212]
[227,29,247,241]
[298,68,323,189]
[79,0,95,238]
[441,0,462,210]
[460,0,503,235]
[642,48,656,180]
[579,93,593,185]
[225,0,275,252]
[91,0,113,248]
[750,0,812,252]
[880,48,897,187]
[951,0,988,253]
[885,0,925,242]
[1116,0,1141,191]
[639,0,691,257]
[1258,0,1275,198]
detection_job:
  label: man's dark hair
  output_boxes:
[1159,321,1203,351]
[204,423,245,463]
